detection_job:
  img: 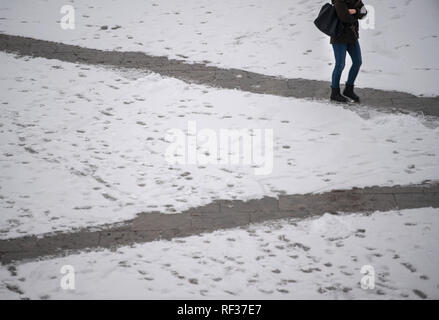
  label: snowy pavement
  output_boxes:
[1,51,438,239]
[1,208,438,299]
[2,183,437,265]
[0,0,438,300]
[1,0,438,96]
[3,33,438,118]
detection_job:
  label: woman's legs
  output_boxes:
[331,43,347,89]
[332,41,362,87]
[346,41,362,86]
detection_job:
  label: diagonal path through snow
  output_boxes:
[1,0,438,97]
[1,33,439,116]
[1,182,438,264]
[1,208,439,299]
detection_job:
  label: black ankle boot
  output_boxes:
[330,87,348,103]
[343,84,360,103]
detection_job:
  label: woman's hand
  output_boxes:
[348,9,357,15]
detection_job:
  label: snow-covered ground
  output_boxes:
[1,208,438,300]
[1,1,438,301]
[1,51,438,239]
[0,0,438,96]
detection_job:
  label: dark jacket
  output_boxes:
[331,0,367,44]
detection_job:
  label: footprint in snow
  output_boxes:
[413,289,428,299]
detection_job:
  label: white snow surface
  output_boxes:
[0,0,438,301]
[1,51,438,238]
[0,0,438,96]
[1,208,438,299]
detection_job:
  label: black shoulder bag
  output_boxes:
[314,3,344,38]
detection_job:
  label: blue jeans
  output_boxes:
[331,41,362,89]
